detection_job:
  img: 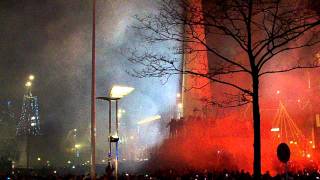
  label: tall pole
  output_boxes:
[108,100,112,160]
[115,100,119,136]
[115,100,119,180]
[90,0,96,179]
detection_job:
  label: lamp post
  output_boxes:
[97,85,134,180]
[91,0,96,179]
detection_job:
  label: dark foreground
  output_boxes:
[2,170,320,180]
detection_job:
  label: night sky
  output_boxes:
[0,0,179,162]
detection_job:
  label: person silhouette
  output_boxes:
[105,161,114,179]
[167,118,177,138]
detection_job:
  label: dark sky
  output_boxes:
[0,0,179,161]
[0,0,94,139]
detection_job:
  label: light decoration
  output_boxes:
[271,128,280,132]
[316,52,320,63]
[307,153,311,158]
[271,101,306,157]
[137,115,161,125]
[117,109,124,118]
[25,81,32,87]
[29,75,35,81]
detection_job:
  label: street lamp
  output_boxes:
[97,85,134,180]
[110,86,134,98]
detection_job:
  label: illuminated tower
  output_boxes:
[16,96,40,136]
[16,75,41,136]
[181,0,212,119]
[16,75,40,168]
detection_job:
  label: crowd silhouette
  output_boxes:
[2,168,320,179]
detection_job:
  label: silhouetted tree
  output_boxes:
[128,0,320,178]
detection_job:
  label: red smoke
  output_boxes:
[149,114,319,175]
[149,114,273,174]
[149,69,320,175]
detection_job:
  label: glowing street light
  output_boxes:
[37,157,41,161]
[110,85,134,98]
[75,144,81,149]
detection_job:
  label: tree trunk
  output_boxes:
[252,75,261,179]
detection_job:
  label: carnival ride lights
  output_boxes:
[272,101,305,143]
[271,101,315,160]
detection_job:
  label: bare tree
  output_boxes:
[128,0,320,178]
